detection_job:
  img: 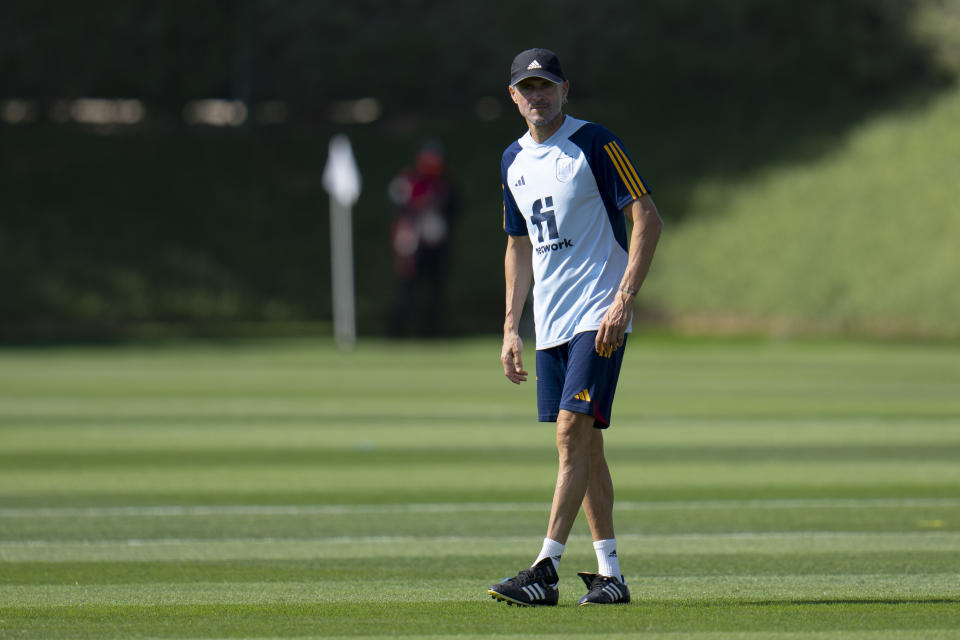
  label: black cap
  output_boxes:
[510,48,565,86]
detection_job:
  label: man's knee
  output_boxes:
[555,410,594,454]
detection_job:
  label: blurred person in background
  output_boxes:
[387,141,459,338]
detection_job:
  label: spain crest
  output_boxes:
[556,154,575,183]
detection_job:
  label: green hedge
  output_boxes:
[2,0,958,341]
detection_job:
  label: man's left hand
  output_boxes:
[595,292,633,356]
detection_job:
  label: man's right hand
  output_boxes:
[501,333,528,384]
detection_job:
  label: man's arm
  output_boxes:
[502,234,533,384]
[595,194,663,355]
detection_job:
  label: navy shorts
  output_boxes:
[535,330,627,429]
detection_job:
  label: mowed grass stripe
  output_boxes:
[2,601,958,637]
[2,575,959,606]
[4,532,959,562]
[4,419,959,453]
[2,505,957,541]
[3,460,959,499]
[199,633,960,640]
[3,443,960,470]
[2,338,957,424]
[3,497,958,517]
[5,484,959,510]
[4,551,960,585]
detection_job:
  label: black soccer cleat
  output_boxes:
[576,571,631,605]
[488,557,559,607]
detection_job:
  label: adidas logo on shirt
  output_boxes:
[514,176,526,187]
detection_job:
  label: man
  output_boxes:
[488,48,662,607]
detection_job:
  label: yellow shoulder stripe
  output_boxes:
[603,143,638,199]
[611,141,648,196]
[604,141,648,199]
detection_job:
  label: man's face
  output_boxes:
[509,77,568,129]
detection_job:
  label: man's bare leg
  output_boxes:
[546,410,596,544]
[581,428,622,582]
[582,429,615,541]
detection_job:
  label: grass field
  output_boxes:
[1,336,958,638]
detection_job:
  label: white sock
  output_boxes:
[533,537,564,572]
[594,538,620,578]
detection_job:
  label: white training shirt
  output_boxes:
[502,115,650,349]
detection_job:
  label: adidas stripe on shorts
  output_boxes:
[535,330,627,429]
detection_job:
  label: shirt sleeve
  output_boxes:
[576,124,651,211]
[501,146,527,236]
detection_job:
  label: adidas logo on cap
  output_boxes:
[510,48,566,86]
